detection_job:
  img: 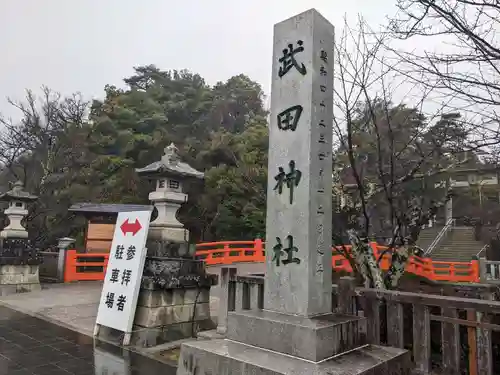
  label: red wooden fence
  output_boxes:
[64,239,480,283]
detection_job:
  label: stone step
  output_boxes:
[227,309,365,362]
[177,339,411,375]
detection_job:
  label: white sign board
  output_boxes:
[95,210,152,334]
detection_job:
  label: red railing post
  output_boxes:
[424,257,434,279]
[449,264,456,280]
[223,243,231,264]
[470,259,480,283]
[64,249,76,283]
[371,242,379,260]
[254,238,264,261]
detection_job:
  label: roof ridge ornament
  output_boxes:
[162,143,180,166]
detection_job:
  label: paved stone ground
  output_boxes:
[0,305,174,374]
[0,264,263,337]
[0,282,103,336]
[0,281,222,338]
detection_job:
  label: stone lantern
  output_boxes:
[0,181,41,294]
[0,181,37,239]
[135,143,204,255]
[132,143,217,347]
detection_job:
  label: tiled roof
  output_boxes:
[68,203,152,214]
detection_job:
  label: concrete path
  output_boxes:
[0,305,175,374]
[0,282,102,336]
[0,263,259,338]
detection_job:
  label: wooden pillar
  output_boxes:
[477,289,494,375]
[441,308,460,375]
[413,304,431,375]
[387,302,404,349]
[363,298,381,345]
[467,310,478,375]
[337,276,356,315]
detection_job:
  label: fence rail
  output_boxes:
[64,250,109,282]
[195,239,480,283]
[62,239,482,283]
[216,269,498,375]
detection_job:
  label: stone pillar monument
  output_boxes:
[176,9,410,374]
[132,144,216,347]
[0,181,42,294]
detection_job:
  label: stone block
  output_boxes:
[0,264,38,275]
[197,330,224,341]
[132,319,216,347]
[177,340,411,375]
[137,287,211,308]
[134,306,168,328]
[137,289,174,307]
[170,303,211,324]
[0,265,40,285]
[0,283,41,296]
[227,310,364,362]
[173,288,210,305]
[148,226,188,243]
[134,303,211,329]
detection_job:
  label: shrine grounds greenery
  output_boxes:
[0,70,269,247]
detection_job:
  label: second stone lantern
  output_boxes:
[135,143,204,256]
[133,143,216,347]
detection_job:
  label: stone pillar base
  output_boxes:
[147,226,189,244]
[0,264,41,296]
[177,339,411,375]
[178,309,411,374]
[132,286,215,347]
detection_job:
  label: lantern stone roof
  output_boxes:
[135,143,204,179]
[0,181,38,202]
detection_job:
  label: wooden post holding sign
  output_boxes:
[94,210,152,346]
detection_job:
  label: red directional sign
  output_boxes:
[120,218,142,236]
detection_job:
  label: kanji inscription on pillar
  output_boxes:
[265,10,334,317]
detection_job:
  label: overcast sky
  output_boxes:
[0,0,401,120]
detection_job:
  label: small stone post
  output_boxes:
[56,237,75,282]
[216,267,237,335]
[479,257,488,283]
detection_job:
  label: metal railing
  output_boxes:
[476,244,489,258]
[424,218,455,256]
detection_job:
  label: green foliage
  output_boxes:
[0,67,269,246]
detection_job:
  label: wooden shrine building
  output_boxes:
[69,203,153,252]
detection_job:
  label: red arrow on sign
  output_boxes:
[120,218,142,236]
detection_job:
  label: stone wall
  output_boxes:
[38,251,59,281]
[132,286,214,347]
[0,265,41,295]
